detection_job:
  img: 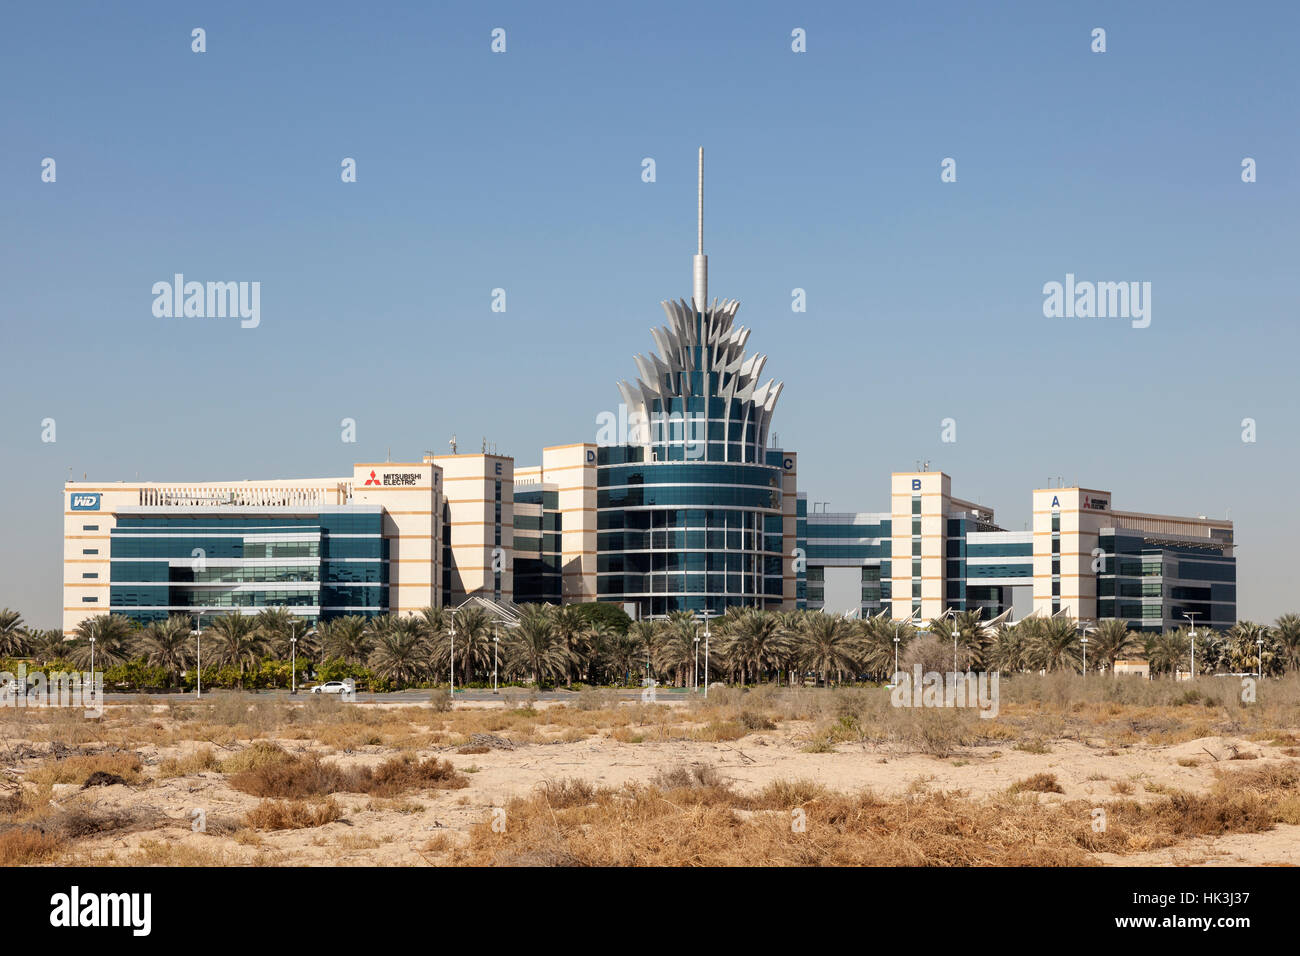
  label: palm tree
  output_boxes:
[627,619,661,682]
[506,604,571,688]
[608,631,642,686]
[320,615,370,664]
[1089,619,1141,674]
[1143,628,1190,677]
[551,604,588,685]
[725,608,787,686]
[770,611,807,685]
[928,611,988,671]
[1273,614,1300,674]
[26,629,67,665]
[431,606,493,686]
[419,605,449,639]
[799,613,860,687]
[253,606,297,657]
[0,609,28,658]
[858,616,912,681]
[205,614,266,684]
[366,616,430,687]
[1223,621,1278,676]
[986,622,1029,672]
[1029,617,1082,673]
[655,611,699,687]
[67,614,135,670]
[132,615,193,683]
[578,619,616,685]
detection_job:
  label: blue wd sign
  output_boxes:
[70,493,101,511]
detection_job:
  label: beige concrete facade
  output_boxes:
[1030,486,1233,621]
[426,453,513,604]
[887,471,996,622]
[62,475,357,633]
[352,462,441,615]
[889,472,949,622]
[778,451,799,608]
[533,444,598,603]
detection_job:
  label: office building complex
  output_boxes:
[59,151,1235,633]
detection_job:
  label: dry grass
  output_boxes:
[24,753,142,787]
[244,798,343,830]
[0,828,63,864]
[229,753,467,799]
[451,759,1300,866]
[1009,773,1064,794]
[158,747,221,778]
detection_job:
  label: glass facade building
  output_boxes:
[106,507,388,624]
[513,487,562,604]
[800,506,892,616]
[598,297,789,617]
[1096,529,1236,631]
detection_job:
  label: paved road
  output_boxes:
[101,687,702,704]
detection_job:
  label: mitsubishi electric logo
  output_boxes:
[363,470,419,487]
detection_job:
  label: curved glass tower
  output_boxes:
[597,149,788,617]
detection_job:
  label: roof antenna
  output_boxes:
[693,147,707,315]
[449,434,457,455]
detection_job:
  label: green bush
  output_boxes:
[103,658,173,690]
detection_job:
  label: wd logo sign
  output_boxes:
[70,493,101,511]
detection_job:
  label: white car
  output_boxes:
[310,681,351,695]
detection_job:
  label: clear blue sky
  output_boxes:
[2,0,1296,629]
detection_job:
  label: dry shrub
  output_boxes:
[1214,760,1300,794]
[229,754,354,798]
[219,741,294,774]
[652,763,726,791]
[457,745,490,755]
[451,785,1095,867]
[539,778,612,808]
[26,753,142,787]
[450,758,1300,867]
[1009,773,1064,794]
[158,747,221,778]
[244,798,343,830]
[739,711,776,731]
[423,832,453,852]
[0,827,63,864]
[576,688,616,711]
[693,720,745,742]
[366,754,468,796]
[229,753,467,799]
[751,778,827,809]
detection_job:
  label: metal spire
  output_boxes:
[693,147,707,314]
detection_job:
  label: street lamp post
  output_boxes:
[1183,612,1199,680]
[1257,636,1264,680]
[492,631,500,694]
[1081,635,1088,677]
[693,634,700,693]
[288,618,301,695]
[449,615,456,700]
[893,634,900,682]
[953,627,960,680]
[703,616,711,699]
[193,611,205,699]
[88,636,95,688]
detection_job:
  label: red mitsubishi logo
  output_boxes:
[364,470,379,485]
